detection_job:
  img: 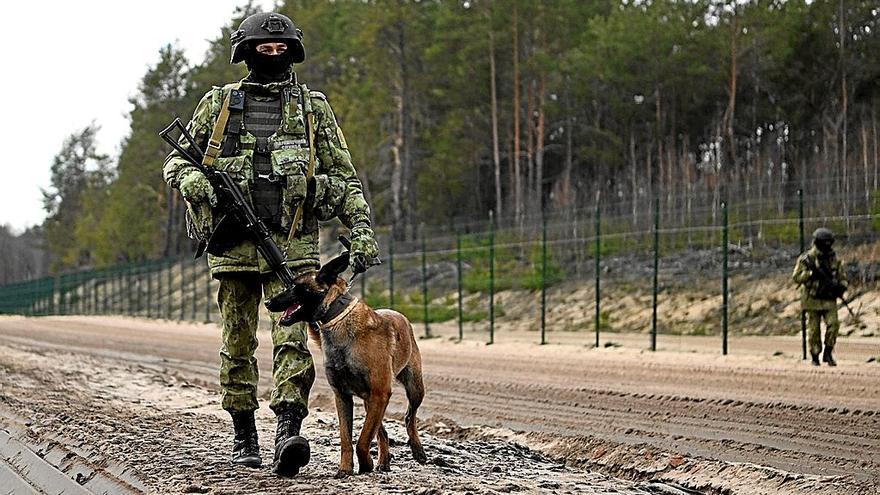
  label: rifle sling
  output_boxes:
[203,83,242,169]
[288,85,316,244]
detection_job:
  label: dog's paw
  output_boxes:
[334,468,352,479]
[358,457,374,474]
[378,453,392,472]
[412,446,428,465]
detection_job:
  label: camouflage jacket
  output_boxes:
[791,246,848,311]
[163,74,372,276]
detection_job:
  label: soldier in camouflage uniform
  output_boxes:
[792,228,847,367]
[162,12,379,476]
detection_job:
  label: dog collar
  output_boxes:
[314,293,359,329]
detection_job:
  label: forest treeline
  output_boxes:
[23,0,880,278]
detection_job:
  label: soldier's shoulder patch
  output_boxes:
[336,126,349,150]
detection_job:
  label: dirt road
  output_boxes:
[0,315,877,494]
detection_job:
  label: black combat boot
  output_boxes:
[822,346,837,367]
[230,411,262,467]
[273,409,310,477]
[811,353,820,366]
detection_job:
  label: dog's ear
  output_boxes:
[317,252,350,285]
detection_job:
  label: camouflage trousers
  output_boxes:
[805,309,840,357]
[217,272,315,418]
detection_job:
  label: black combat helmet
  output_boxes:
[230,12,305,64]
[812,227,834,252]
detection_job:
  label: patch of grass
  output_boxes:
[599,310,612,331]
[364,287,502,323]
[690,324,710,336]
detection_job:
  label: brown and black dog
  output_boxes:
[278,252,427,477]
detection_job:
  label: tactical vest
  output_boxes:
[244,92,283,230]
[208,80,314,235]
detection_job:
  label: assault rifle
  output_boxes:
[802,256,855,317]
[159,118,298,320]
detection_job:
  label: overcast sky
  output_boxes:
[0,0,273,234]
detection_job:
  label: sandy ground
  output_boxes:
[0,315,878,494]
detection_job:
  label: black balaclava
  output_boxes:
[815,239,834,256]
[245,43,294,83]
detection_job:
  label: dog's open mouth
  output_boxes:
[279,303,302,326]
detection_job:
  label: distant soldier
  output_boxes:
[792,228,848,366]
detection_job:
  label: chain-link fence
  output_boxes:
[2,188,878,358]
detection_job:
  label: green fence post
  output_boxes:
[179,256,186,322]
[488,210,495,345]
[722,200,729,356]
[50,275,57,315]
[192,257,198,321]
[57,276,64,315]
[110,265,115,315]
[116,265,123,314]
[41,278,47,315]
[204,264,212,323]
[651,197,660,352]
[97,270,103,315]
[457,233,463,342]
[105,268,111,314]
[107,268,114,315]
[113,266,119,315]
[69,272,75,315]
[388,228,395,308]
[81,272,87,315]
[166,257,173,319]
[70,272,77,315]
[136,265,143,316]
[129,264,136,316]
[159,260,166,319]
[59,275,66,315]
[88,271,93,315]
[798,188,806,360]
[540,214,547,345]
[87,270,93,315]
[594,202,601,348]
[36,278,43,315]
[32,280,39,315]
[21,282,28,316]
[121,265,127,316]
[421,231,430,338]
[96,269,104,315]
[147,263,154,318]
[108,268,112,316]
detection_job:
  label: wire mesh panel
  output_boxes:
[1,187,877,361]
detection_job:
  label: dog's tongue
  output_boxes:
[279,304,301,326]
